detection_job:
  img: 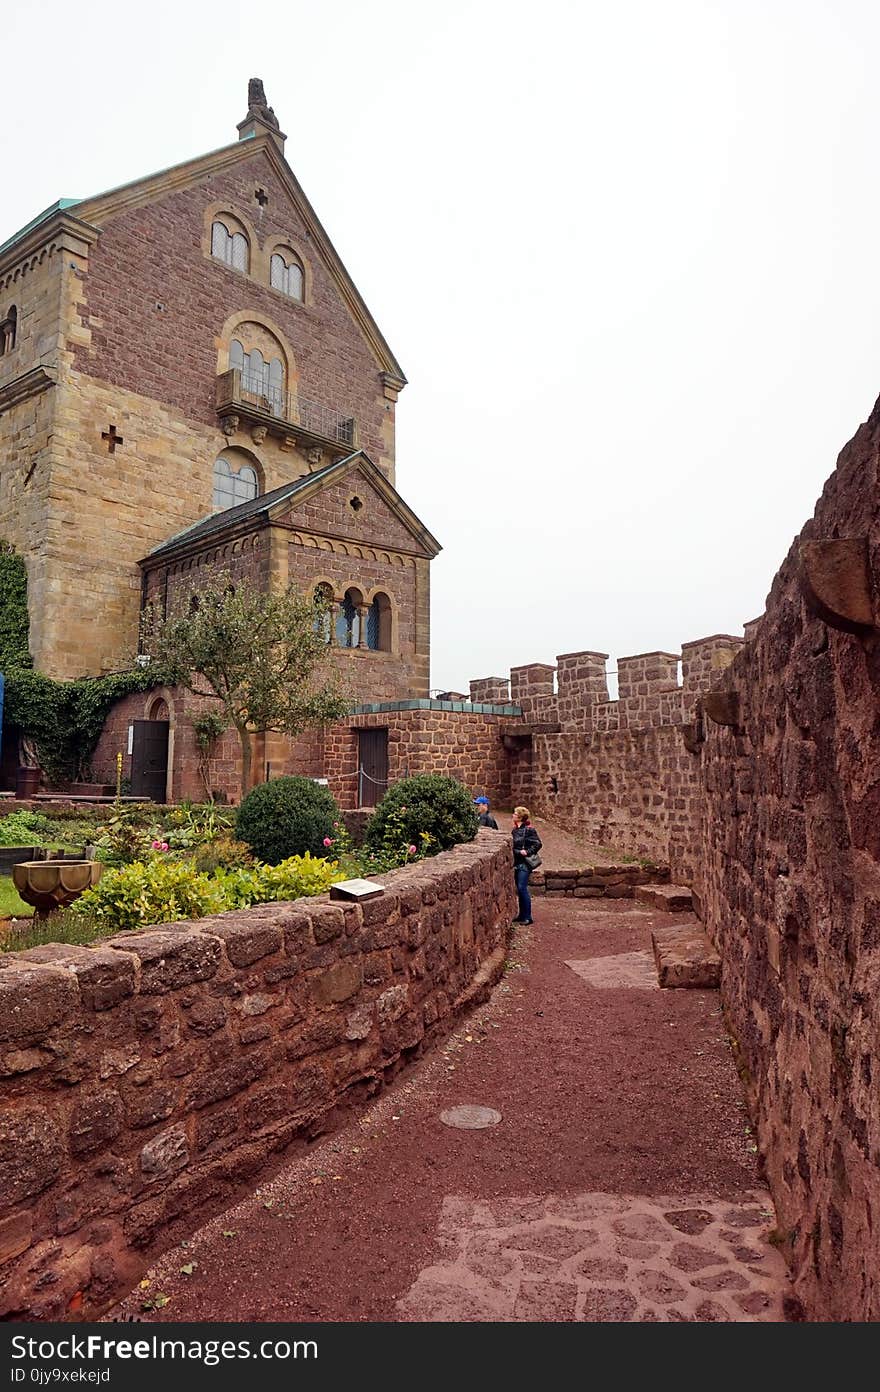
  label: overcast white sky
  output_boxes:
[4,1,879,694]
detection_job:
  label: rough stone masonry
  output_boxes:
[0,833,515,1318]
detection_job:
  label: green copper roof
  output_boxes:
[0,199,81,259]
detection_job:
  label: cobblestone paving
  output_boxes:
[398,1192,790,1322]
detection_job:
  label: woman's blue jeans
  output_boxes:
[514,864,532,922]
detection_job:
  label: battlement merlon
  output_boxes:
[469,676,511,704]
[509,664,556,701]
[616,651,680,698]
[680,635,745,694]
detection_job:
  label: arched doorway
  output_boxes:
[130,697,171,802]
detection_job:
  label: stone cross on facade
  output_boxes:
[101,424,124,453]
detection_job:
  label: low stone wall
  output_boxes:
[530,863,671,899]
[0,830,515,1319]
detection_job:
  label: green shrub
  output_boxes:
[164,801,234,851]
[74,857,225,931]
[364,774,478,857]
[236,776,340,864]
[92,810,156,867]
[211,853,342,910]
[257,852,342,900]
[193,837,254,875]
[0,810,55,847]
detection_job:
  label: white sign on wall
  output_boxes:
[127,725,134,755]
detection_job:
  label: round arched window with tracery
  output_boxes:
[212,450,260,512]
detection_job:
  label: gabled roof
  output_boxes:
[0,125,406,383]
[72,132,406,385]
[141,451,441,565]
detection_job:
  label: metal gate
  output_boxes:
[130,720,169,802]
[357,728,388,808]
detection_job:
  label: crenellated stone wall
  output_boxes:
[470,636,743,878]
[0,831,515,1319]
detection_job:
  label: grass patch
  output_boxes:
[0,876,32,918]
[1,905,117,953]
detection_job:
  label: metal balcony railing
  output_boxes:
[216,368,356,448]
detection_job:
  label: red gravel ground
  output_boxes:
[110,897,786,1323]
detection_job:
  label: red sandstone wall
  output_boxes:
[323,709,511,810]
[535,727,702,875]
[698,395,880,1321]
[90,688,243,805]
[285,542,424,703]
[494,642,741,878]
[0,832,514,1318]
[71,149,393,471]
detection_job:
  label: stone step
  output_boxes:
[635,883,693,912]
[651,923,721,989]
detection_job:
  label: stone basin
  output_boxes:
[11,859,103,919]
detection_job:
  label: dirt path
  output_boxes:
[110,899,793,1323]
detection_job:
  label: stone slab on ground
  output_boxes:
[635,884,693,912]
[652,922,721,989]
[397,1191,789,1322]
[565,953,659,990]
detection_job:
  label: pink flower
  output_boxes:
[151,840,169,852]
[408,844,417,856]
[323,837,333,848]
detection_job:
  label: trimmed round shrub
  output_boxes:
[364,773,478,856]
[236,776,340,864]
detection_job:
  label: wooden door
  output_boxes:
[130,720,169,802]
[357,728,388,808]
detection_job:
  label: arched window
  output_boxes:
[211,220,249,273]
[270,251,304,301]
[213,455,259,512]
[231,338,284,415]
[0,306,17,356]
[366,592,392,651]
[312,583,334,643]
[335,590,361,648]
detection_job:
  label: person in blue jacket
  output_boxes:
[473,795,499,829]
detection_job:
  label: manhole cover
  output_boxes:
[440,1105,502,1130]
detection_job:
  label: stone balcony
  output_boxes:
[216,368,357,458]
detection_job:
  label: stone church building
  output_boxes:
[0,81,470,803]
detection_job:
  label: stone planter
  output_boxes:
[11,860,103,919]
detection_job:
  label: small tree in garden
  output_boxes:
[142,578,349,799]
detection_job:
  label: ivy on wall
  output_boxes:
[0,541,166,782]
[0,543,33,671]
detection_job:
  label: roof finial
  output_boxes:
[246,78,279,132]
